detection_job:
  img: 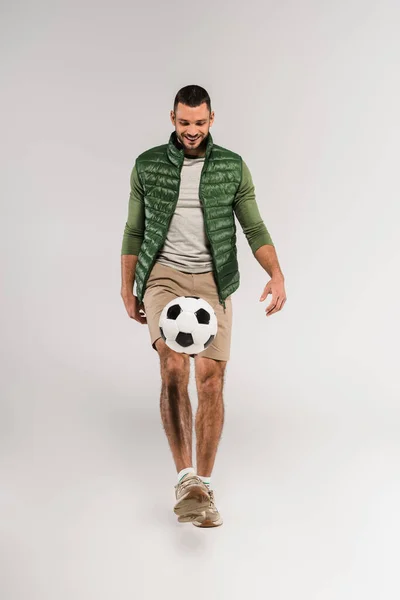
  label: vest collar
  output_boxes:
[167,130,214,167]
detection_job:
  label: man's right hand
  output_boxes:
[121,292,147,324]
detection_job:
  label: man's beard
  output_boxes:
[176,131,208,151]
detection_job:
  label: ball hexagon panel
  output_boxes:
[162,316,179,340]
[175,311,198,334]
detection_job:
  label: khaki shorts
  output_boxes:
[142,262,233,362]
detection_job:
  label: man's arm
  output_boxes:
[121,255,139,298]
[233,159,284,280]
[254,244,284,281]
[121,163,145,298]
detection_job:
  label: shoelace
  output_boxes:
[175,474,207,493]
[208,490,216,508]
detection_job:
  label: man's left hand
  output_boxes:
[259,276,287,317]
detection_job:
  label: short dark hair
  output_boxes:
[173,85,212,114]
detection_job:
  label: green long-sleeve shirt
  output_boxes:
[121,159,274,256]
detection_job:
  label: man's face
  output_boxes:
[170,102,214,156]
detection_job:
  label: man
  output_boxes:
[121,85,286,527]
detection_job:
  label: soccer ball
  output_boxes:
[158,296,218,355]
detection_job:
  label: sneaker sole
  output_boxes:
[192,516,223,528]
[177,511,207,523]
[174,485,210,521]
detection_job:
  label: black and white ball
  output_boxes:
[158,296,218,355]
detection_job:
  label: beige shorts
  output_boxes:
[142,262,233,362]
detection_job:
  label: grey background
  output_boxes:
[1,0,399,598]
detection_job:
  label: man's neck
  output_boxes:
[184,152,205,158]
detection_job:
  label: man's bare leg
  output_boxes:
[194,355,227,476]
[154,338,193,472]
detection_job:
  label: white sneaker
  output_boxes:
[192,489,223,527]
[174,473,210,523]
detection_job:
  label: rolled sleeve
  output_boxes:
[121,162,145,255]
[233,159,274,253]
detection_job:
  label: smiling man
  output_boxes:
[121,84,286,527]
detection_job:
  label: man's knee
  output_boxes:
[155,338,190,382]
[195,356,227,386]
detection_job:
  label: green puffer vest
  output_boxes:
[135,130,242,310]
